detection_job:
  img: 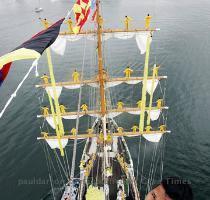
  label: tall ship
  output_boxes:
[0,0,170,199]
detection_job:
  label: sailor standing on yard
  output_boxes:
[124,66,133,78]
[153,64,161,77]
[72,69,80,82]
[124,16,133,30]
[65,17,73,32]
[41,74,49,84]
[39,18,50,29]
[145,14,152,29]
[59,103,67,114]
[41,106,49,116]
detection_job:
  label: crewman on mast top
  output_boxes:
[106,132,112,144]
[59,103,67,114]
[39,18,50,29]
[145,14,152,29]
[72,69,80,83]
[41,106,49,116]
[81,103,88,112]
[156,98,163,109]
[65,17,73,32]
[124,16,133,31]
[117,100,124,110]
[41,73,49,84]
[124,66,133,78]
[153,64,161,77]
[131,125,138,133]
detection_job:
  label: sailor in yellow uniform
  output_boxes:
[136,100,142,108]
[117,100,124,110]
[65,17,73,32]
[87,128,93,135]
[59,104,67,114]
[99,15,104,28]
[41,132,48,139]
[145,125,152,132]
[156,98,163,109]
[98,131,104,143]
[41,106,49,116]
[79,160,85,170]
[106,132,112,144]
[124,16,133,30]
[124,66,133,78]
[159,124,166,132]
[81,103,88,112]
[145,14,152,29]
[71,128,77,136]
[131,125,138,133]
[153,64,161,77]
[117,127,124,134]
[41,74,49,84]
[72,69,80,82]
[39,18,50,29]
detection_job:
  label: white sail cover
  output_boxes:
[136,32,152,54]
[114,32,135,40]
[46,116,59,129]
[66,35,83,42]
[46,138,68,149]
[143,133,162,143]
[87,83,99,88]
[108,112,122,118]
[147,109,161,121]
[146,80,159,95]
[45,86,62,100]
[88,113,100,118]
[102,33,113,41]
[87,34,96,41]
[125,80,142,85]
[127,110,141,115]
[50,36,66,56]
[62,114,84,119]
[105,81,123,89]
[64,84,82,89]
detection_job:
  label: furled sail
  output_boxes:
[105,81,123,89]
[45,86,62,99]
[46,138,68,149]
[142,133,162,143]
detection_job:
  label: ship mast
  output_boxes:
[96,0,106,116]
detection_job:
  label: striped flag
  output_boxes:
[73,0,91,34]
[0,18,64,86]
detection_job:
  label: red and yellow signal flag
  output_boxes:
[73,0,91,34]
[0,18,64,86]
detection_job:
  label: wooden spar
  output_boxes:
[59,28,159,36]
[36,76,167,88]
[37,130,170,140]
[139,35,152,132]
[96,0,106,116]
[37,106,169,118]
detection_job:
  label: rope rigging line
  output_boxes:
[70,35,87,180]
